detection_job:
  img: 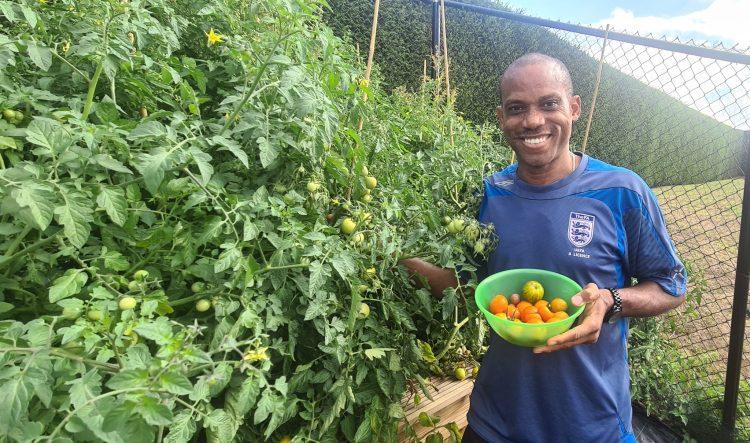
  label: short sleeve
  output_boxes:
[623,189,687,296]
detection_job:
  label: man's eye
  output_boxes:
[543,100,559,108]
[507,106,524,113]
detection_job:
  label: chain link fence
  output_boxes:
[423,0,750,439]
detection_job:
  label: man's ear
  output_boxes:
[570,95,582,122]
[496,105,505,126]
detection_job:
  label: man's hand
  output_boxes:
[533,283,612,354]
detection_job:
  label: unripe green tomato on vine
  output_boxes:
[362,194,372,203]
[364,176,377,190]
[340,218,356,235]
[196,299,212,312]
[358,302,370,319]
[128,280,140,292]
[306,181,321,193]
[191,281,205,293]
[87,310,103,321]
[62,307,81,320]
[118,297,137,310]
[454,367,467,380]
[351,232,365,244]
[133,269,149,281]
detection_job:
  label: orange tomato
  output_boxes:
[550,311,569,322]
[489,294,509,315]
[520,306,539,323]
[535,301,554,322]
[506,304,519,320]
[516,301,532,313]
[525,315,544,324]
[550,298,568,313]
[495,312,507,320]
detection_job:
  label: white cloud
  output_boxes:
[594,0,750,48]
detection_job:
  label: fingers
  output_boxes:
[533,315,602,354]
[570,283,601,306]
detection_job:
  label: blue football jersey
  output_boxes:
[467,153,687,443]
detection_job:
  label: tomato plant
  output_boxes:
[0,0,508,441]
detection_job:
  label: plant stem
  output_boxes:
[219,31,299,135]
[0,228,61,271]
[435,316,469,361]
[3,225,32,257]
[81,60,104,121]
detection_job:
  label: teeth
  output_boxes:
[523,136,547,145]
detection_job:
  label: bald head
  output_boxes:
[500,53,573,100]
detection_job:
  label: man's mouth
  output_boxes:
[518,134,551,145]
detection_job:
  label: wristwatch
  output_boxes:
[604,288,623,324]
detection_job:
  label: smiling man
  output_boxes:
[401,53,687,442]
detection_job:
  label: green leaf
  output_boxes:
[0,377,31,435]
[0,301,13,314]
[164,410,197,443]
[353,417,372,443]
[93,154,133,174]
[67,370,102,410]
[97,186,128,226]
[304,291,329,321]
[132,148,172,194]
[137,396,173,426]
[101,402,134,433]
[102,250,130,271]
[27,43,51,71]
[258,136,278,168]
[364,348,394,361]
[9,181,55,230]
[49,269,88,303]
[243,217,259,241]
[225,374,260,419]
[214,247,241,273]
[107,370,149,391]
[189,146,213,184]
[25,117,72,154]
[134,317,173,345]
[127,121,166,140]
[159,372,192,395]
[212,135,248,168]
[331,252,356,279]
[54,189,93,248]
[205,409,235,443]
[20,5,37,28]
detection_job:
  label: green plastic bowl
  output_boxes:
[475,268,585,347]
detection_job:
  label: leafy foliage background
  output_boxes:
[0,0,506,441]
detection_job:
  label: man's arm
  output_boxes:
[533,280,685,354]
[608,280,685,317]
[399,258,459,298]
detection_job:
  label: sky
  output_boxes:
[502,0,750,48]
[498,0,750,129]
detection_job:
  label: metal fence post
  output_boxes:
[431,0,440,78]
[722,130,750,442]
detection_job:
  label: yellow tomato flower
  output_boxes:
[205,28,224,46]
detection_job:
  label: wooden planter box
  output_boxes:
[398,375,475,441]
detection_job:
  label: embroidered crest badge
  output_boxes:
[568,212,595,247]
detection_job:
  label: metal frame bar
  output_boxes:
[722,131,750,441]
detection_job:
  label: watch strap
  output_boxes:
[604,287,622,323]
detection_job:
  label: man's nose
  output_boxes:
[523,107,544,129]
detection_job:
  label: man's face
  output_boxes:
[497,63,581,171]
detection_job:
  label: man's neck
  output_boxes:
[517,151,579,186]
